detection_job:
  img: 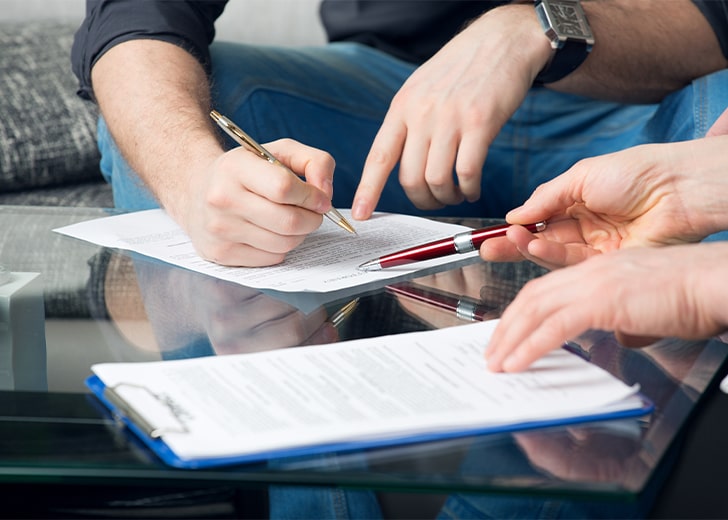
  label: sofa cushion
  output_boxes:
[0,21,102,193]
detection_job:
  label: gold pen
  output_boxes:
[328,297,360,328]
[210,110,356,235]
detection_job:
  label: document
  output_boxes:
[54,209,479,293]
[87,320,652,469]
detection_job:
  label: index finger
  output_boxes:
[352,118,407,220]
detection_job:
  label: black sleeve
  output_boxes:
[71,0,227,101]
[320,1,506,65]
[692,0,728,60]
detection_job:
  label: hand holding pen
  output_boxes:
[210,110,355,235]
[181,113,348,266]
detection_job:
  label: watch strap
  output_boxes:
[534,38,590,84]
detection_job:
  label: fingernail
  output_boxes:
[501,354,520,373]
[317,197,332,214]
[505,207,522,220]
[323,179,334,199]
[351,200,367,220]
[485,358,502,373]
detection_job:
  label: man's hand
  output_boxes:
[351,0,726,222]
[182,139,336,266]
[92,40,337,267]
[351,4,550,220]
[133,258,337,356]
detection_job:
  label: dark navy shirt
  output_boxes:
[71,0,728,101]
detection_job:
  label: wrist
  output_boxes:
[482,4,556,82]
[533,0,594,85]
[672,137,728,237]
[158,135,222,228]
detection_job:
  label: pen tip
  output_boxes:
[357,259,381,272]
[342,221,357,235]
[336,214,357,234]
[325,209,357,234]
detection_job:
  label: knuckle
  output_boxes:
[269,174,297,202]
[277,211,304,235]
[202,215,229,238]
[277,232,307,252]
[205,187,232,210]
[455,163,480,182]
[200,242,234,266]
[425,174,450,191]
[399,175,420,191]
[368,146,392,167]
[320,151,336,171]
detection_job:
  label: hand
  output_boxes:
[131,257,338,356]
[92,41,337,268]
[351,4,550,219]
[195,281,337,356]
[513,424,642,483]
[481,136,728,269]
[485,242,728,372]
[183,138,337,267]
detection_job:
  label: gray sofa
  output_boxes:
[0,21,112,207]
[0,0,324,209]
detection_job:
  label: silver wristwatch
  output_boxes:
[534,0,594,84]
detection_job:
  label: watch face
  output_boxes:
[551,3,590,37]
[542,0,594,41]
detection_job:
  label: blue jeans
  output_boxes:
[99,41,728,219]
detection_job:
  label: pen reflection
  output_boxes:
[390,262,528,329]
[100,251,347,360]
[386,282,500,323]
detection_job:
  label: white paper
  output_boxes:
[91,320,644,463]
[54,209,479,293]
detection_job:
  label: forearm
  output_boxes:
[91,39,223,225]
[697,242,728,334]
[567,0,727,102]
[507,0,728,103]
[671,136,728,237]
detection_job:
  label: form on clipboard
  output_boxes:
[87,320,653,469]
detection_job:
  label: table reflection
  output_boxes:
[94,250,346,360]
[84,247,728,503]
[0,202,724,512]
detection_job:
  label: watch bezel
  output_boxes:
[535,0,595,50]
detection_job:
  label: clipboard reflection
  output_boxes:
[99,252,353,359]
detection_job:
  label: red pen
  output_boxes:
[386,282,499,322]
[357,221,547,271]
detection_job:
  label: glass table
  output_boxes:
[1,205,727,518]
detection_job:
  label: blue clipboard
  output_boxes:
[86,374,653,470]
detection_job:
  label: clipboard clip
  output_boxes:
[103,382,190,439]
